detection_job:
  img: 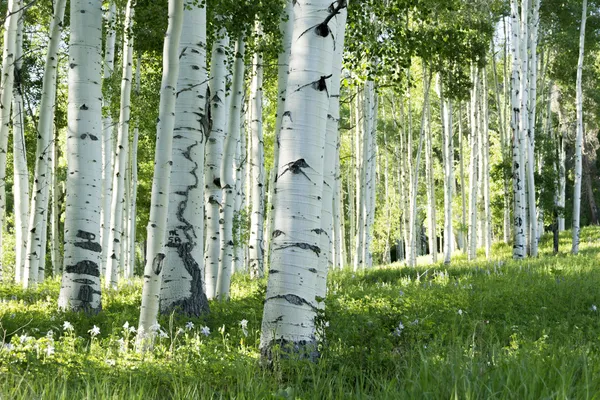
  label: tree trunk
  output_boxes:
[58,0,104,312]
[127,56,140,280]
[482,67,491,259]
[100,2,117,277]
[204,28,229,299]
[12,5,28,282]
[158,0,209,316]
[138,0,184,333]
[468,67,479,261]
[50,128,62,276]
[572,0,587,255]
[106,0,134,288]
[425,83,437,264]
[265,0,294,268]
[458,104,467,253]
[0,0,19,281]
[217,35,245,300]
[248,24,265,280]
[441,81,453,264]
[511,0,526,259]
[260,0,338,358]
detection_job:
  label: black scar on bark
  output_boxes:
[152,253,166,275]
[282,111,292,122]
[266,293,317,310]
[77,284,102,314]
[272,229,285,238]
[80,104,88,110]
[275,242,321,256]
[292,75,332,97]
[73,230,102,253]
[65,260,100,277]
[213,177,221,188]
[278,159,312,182]
[160,141,209,317]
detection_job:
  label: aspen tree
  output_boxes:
[138,0,184,333]
[58,0,104,311]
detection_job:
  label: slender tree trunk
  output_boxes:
[234,115,247,273]
[425,83,437,264]
[260,0,338,358]
[458,104,467,253]
[204,28,230,298]
[248,24,265,279]
[50,128,62,276]
[106,0,134,288]
[526,0,540,256]
[409,69,432,266]
[353,89,364,269]
[217,35,245,300]
[158,0,209,315]
[0,0,19,281]
[511,0,526,259]
[127,57,140,280]
[468,67,479,260]
[482,67,491,259]
[572,0,587,255]
[138,0,184,333]
[441,81,453,264]
[12,5,28,282]
[100,2,117,276]
[265,0,294,267]
[58,0,104,312]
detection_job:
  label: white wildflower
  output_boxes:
[123,321,130,330]
[150,323,161,332]
[88,325,101,337]
[458,309,463,316]
[63,321,74,332]
[46,345,55,356]
[129,326,137,334]
[592,305,597,312]
[105,359,116,366]
[394,322,404,337]
[19,334,29,344]
[200,326,210,336]
[240,319,248,330]
[159,330,169,339]
[185,321,194,331]
[46,330,54,338]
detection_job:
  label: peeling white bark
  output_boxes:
[572,0,587,255]
[58,0,104,312]
[217,35,245,300]
[249,24,265,279]
[138,0,184,332]
[106,0,134,288]
[0,0,19,281]
[204,28,229,299]
[100,2,117,276]
[260,0,337,357]
[468,67,479,261]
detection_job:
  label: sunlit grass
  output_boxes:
[2,227,600,398]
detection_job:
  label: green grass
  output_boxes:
[2,227,600,399]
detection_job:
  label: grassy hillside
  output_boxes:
[2,227,600,399]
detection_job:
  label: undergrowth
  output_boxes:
[2,227,600,399]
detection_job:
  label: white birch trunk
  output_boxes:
[572,0,587,255]
[105,0,134,288]
[248,28,265,279]
[12,5,28,282]
[58,0,104,311]
[100,2,117,276]
[458,104,467,253]
[50,128,62,276]
[482,67,491,259]
[265,0,294,267]
[468,67,479,261]
[0,0,19,281]
[217,35,245,300]
[318,6,348,280]
[159,0,209,313]
[511,0,526,259]
[234,116,247,273]
[425,89,437,264]
[138,0,184,333]
[260,0,337,357]
[127,123,138,280]
[353,90,364,269]
[409,69,431,266]
[204,28,229,298]
[441,82,453,264]
[526,0,540,257]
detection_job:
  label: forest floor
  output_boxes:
[2,228,600,399]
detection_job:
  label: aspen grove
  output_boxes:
[3,0,600,396]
